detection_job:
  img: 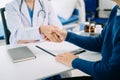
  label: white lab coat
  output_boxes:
[5,0,62,44]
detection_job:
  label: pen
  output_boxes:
[71,49,86,55]
[35,45,56,57]
[36,45,85,57]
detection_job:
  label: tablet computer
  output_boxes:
[8,46,36,63]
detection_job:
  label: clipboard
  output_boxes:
[36,45,85,57]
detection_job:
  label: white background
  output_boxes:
[99,0,116,18]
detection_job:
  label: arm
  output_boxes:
[65,32,103,52]
[55,40,120,79]
[65,22,107,52]
[52,26,106,52]
[72,40,120,79]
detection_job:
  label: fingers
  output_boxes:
[44,36,50,42]
[44,32,62,42]
[52,32,62,42]
[55,52,78,67]
[40,25,59,42]
[46,33,58,42]
[55,53,66,65]
[40,25,66,42]
[52,29,67,41]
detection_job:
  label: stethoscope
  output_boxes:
[37,0,46,19]
[18,0,46,26]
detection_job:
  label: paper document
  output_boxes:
[36,41,85,56]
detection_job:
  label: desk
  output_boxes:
[0,41,101,80]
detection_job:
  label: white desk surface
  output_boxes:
[0,41,102,80]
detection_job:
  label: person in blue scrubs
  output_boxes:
[45,0,120,80]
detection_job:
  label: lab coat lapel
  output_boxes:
[33,0,44,27]
[21,0,31,25]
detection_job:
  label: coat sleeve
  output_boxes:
[65,26,107,52]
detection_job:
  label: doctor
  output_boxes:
[5,0,62,44]
[5,0,71,79]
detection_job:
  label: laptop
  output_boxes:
[8,46,36,63]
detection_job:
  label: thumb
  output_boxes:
[53,29,67,41]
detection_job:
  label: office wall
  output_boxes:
[99,0,116,18]
[0,0,13,8]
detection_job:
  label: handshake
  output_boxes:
[40,25,78,67]
[40,25,67,42]
[17,25,67,44]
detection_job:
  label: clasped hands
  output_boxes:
[40,25,78,67]
[40,25,66,42]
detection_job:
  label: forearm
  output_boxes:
[72,41,120,79]
[17,27,41,40]
[65,32,102,52]
[10,27,44,44]
[72,58,95,76]
[72,58,120,80]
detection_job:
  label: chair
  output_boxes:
[0,7,10,44]
[84,0,108,27]
[0,21,4,39]
[58,0,86,31]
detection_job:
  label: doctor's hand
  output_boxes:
[52,28,67,42]
[55,52,78,67]
[39,25,62,42]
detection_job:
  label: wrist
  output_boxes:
[71,57,78,67]
[64,31,67,40]
[71,58,80,68]
[64,31,68,41]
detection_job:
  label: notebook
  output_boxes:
[8,46,36,63]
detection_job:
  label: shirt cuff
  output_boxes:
[72,58,80,68]
[65,32,72,41]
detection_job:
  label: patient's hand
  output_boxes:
[40,25,62,42]
[52,28,67,41]
[55,52,78,67]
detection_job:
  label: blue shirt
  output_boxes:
[65,5,120,80]
[27,6,33,26]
